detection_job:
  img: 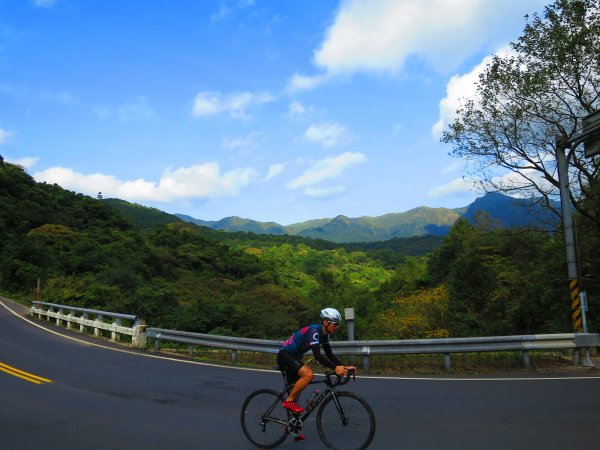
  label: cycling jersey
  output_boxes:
[281,323,328,360]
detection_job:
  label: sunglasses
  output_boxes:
[328,321,340,328]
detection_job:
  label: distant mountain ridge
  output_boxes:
[174,192,561,243]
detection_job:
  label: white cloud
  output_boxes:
[392,123,403,136]
[118,96,154,121]
[290,0,545,91]
[92,96,155,122]
[5,156,39,169]
[211,4,231,22]
[93,106,112,120]
[40,90,77,105]
[305,185,346,197]
[221,132,265,150]
[489,168,556,197]
[265,163,286,181]
[427,177,477,199]
[288,73,330,92]
[432,45,515,138]
[287,152,366,189]
[305,122,347,148]
[211,0,255,22]
[192,90,274,119]
[32,0,56,7]
[440,160,467,175]
[288,101,305,117]
[0,129,9,144]
[33,163,259,202]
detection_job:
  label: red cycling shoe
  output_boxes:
[282,401,304,413]
[294,434,306,441]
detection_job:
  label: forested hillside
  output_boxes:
[175,193,559,243]
[1,162,597,340]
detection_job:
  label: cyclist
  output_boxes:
[277,307,357,415]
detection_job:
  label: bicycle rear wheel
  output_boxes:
[316,391,376,450]
[241,389,288,449]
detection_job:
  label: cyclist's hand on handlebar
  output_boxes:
[335,365,357,377]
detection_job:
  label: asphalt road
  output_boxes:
[1,298,599,450]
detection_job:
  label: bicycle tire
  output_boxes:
[316,391,376,450]
[240,389,288,449]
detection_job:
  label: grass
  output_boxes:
[147,340,576,375]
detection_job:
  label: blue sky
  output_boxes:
[0,0,548,225]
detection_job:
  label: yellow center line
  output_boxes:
[0,361,52,384]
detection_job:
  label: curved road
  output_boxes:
[1,298,599,450]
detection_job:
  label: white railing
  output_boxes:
[32,301,147,348]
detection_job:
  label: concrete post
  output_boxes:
[80,313,87,333]
[133,324,147,348]
[94,315,103,337]
[444,353,451,373]
[522,350,531,368]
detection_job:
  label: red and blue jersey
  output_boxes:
[281,324,329,359]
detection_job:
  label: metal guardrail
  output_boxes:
[147,326,599,372]
[32,301,147,348]
[29,302,599,372]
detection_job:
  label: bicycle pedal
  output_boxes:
[294,434,306,442]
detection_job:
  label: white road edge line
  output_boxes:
[2,300,599,382]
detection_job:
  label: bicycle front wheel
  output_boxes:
[240,389,288,449]
[316,391,376,450]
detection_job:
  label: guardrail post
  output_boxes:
[80,313,87,332]
[57,308,63,326]
[573,349,580,365]
[345,308,356,364]
[444,353,451,373]
[67,310,75,330]
[132,323,147,348]
[154,338,160,350]
[522,350,531,368]
[94,315,103,337]
[361,345,370,373]
[232,350,238,363]
[47,306,52,322]
[111,318,120,341]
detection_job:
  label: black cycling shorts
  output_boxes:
[277,349,304,384]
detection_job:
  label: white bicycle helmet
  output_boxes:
[320,307,342,323]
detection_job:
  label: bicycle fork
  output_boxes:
[329,391,350,426]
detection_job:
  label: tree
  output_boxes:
[442,0,600,226]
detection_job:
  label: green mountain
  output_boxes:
[97,197,443,256]
[177,206,461,243]
[213,216,287,235]
[283,218,333,235]
[175,193,560,243]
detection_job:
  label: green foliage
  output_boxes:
[376,285,449,339]
[103,198,183,229]
[427,220,571,336]
[576,174,600,329]
[1,161,595,343]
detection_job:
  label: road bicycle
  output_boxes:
[240,367,376,450]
